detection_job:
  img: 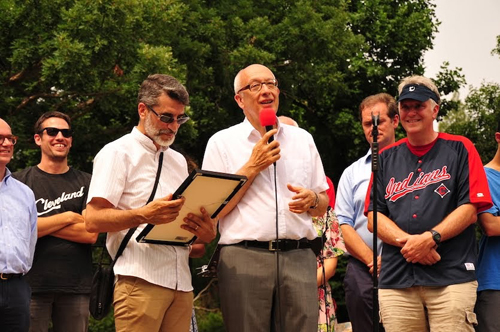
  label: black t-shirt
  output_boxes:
[13,166,93,294]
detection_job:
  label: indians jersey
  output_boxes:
[366,132,492,288]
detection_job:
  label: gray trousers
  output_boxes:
[475,290,500,332]
[28,293,89,332]
[218,244,318,332]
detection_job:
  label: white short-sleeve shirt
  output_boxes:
[202,119,328,244]
[87,127,192,291]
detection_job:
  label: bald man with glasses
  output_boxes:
[13,111,97,332]
[0,118,37,332]
[203,64,329,332]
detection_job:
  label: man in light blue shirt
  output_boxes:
[335,93,398,332]
[0,118,38,332]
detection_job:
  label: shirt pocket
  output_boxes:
[285,158,307,188]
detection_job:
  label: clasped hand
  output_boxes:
[397,233,441,265]
[367,255,382,277]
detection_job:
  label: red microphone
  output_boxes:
[259,108,276,143]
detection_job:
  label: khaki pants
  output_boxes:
[113,275,193,332]
[379,281,478,332]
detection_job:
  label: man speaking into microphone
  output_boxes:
[203,64,329,332]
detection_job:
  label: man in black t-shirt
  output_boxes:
[14,111,97,332]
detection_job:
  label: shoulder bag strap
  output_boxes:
[111,152,164,267]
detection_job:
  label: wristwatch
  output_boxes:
[429,229,441,246]
[309,192,319,210]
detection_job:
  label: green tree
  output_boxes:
[439,34,500,162]
[1,0,193,173]
[169,0,444,181]
[439,82,500,163]
[1,1,461,330]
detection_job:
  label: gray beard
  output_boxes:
[144,116,176,147]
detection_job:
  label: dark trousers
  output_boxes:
[344,257,385,332]
[29,293,90,332]
[218,245,318,332]
[0,276,31,332]
[475,290,500,332]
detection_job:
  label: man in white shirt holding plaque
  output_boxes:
[85,74,216,332]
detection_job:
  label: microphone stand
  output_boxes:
[371,113,380,332]
[265,122,281,331]
[273,161,282,332]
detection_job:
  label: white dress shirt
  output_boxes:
[202,119,328,244]
[87,127,192,291]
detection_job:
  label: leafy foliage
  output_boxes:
[1,0,447,183]
[1,1,465,331]
[2,0,191,172]
[439,82,500,163]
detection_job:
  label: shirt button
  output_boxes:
[415,195,419,199]
[413,214,417,218]
[417,168,422,172]
[418,160,422,164]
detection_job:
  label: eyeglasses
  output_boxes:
[145,104,190,125]
[0,135,18,145]
[237,79,278,94]
[39,127,73,138]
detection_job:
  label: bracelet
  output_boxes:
[309,192,319,209]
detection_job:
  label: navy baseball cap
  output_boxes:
[398,84,440,103]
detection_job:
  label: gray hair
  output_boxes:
[398,75,440,106]
[137,74,189,107]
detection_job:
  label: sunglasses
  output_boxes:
[39,127,73,138]
[145,104,190,125]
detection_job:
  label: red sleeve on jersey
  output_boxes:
[363,172,374,216]
[441,133,492,213]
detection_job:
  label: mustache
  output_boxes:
[158,129,176,135]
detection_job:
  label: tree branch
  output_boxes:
[193,278,216,303]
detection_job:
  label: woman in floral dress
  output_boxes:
[313,207,345,332]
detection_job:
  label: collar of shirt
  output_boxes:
[131,126,169,154]
[242,117,284,141]
[0,168,11,188]
[363,149,372,164]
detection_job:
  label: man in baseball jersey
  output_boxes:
[366,75,492,332]
[336,93,399,332]
[475,118,500,332]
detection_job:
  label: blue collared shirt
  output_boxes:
[0,168,38,274]
[335,150,382,255]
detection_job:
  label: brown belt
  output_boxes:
[0,273,23,281]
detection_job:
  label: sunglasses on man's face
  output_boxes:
[39,127,73,138]
[145,104,190,125]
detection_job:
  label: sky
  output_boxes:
[423,0,500,99]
